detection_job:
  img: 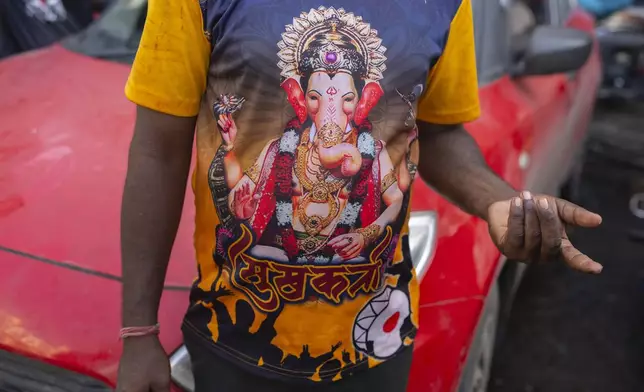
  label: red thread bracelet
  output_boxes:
[119,323,160,340]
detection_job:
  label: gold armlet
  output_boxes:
[356,224,381,245]
[381,169,397,194]
[245,163,260,183]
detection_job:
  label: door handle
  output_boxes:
[519,151,530,171]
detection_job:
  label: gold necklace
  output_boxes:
[292,129,347,251]
[295,130,347,203]
[296,191,340,237]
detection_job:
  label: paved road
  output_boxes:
[488,107,644,392]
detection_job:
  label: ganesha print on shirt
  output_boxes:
[207,6,420,364]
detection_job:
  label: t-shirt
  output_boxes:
[126,0,479,383]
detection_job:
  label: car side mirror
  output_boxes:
[512,26,593,77]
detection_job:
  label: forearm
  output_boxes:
[223,151,243,189]
[416,122,516,220]
[374,200,403,234]
[376,187,404,231]
[121,109,195,327]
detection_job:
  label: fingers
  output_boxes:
[217,114,228,129]
[560,238,603,274]
[555,198,602,228]
[329,235,362,259]
[330,237,351,248]
[340,245,361,260]
[522,191,541,260]
[235,184,250,201]
[327,236,346,247]
[504,197,525,257]
[343,241,361,255]
[535,196,562,262]
[235,186,244,198]
[334,241,360,257]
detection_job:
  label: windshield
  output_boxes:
[63,0,147,64]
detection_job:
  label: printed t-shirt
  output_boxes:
[126,0,480,383]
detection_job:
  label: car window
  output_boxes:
[476,0,571,85]
[474,0,510,85]
[550,0,574,25]
[509,1,537,37]
[508,0,541,61]
[62,0,147,63]
[509,0,568,58]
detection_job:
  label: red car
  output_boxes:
[0,0,599,390]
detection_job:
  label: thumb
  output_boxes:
[554,198,602,228]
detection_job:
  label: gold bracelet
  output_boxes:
[222,143,234,152]
[356,224,381,245]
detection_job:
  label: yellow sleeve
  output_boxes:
[416,0,480,125]
[124,0,211,117]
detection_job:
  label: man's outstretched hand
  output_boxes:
[487,191,603,274]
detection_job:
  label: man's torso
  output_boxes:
[181,0,461,382]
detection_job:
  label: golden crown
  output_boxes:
[277,7,387,82]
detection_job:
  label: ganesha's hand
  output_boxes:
[232,183,259,220]
[329,233,364,260]
[217,114,238,148]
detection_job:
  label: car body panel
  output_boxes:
[0,44,194,385]
[0,249,188,386]
[0,5,601,390]
[0,45,196,288]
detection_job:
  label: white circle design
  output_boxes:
[353,286,411,359]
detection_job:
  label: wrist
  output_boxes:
[122,316,158,328]
[121,334,161,350]
[480,185,519,222]
[120,323,160,340]
[356,224,381,245]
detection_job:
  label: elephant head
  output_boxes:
[281,73,383,178]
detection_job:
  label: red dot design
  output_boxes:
[382,312,400,333]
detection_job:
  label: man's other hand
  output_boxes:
[487,191,603,274]
[116,335,171,392]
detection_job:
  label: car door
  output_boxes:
[507,0,577,196]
